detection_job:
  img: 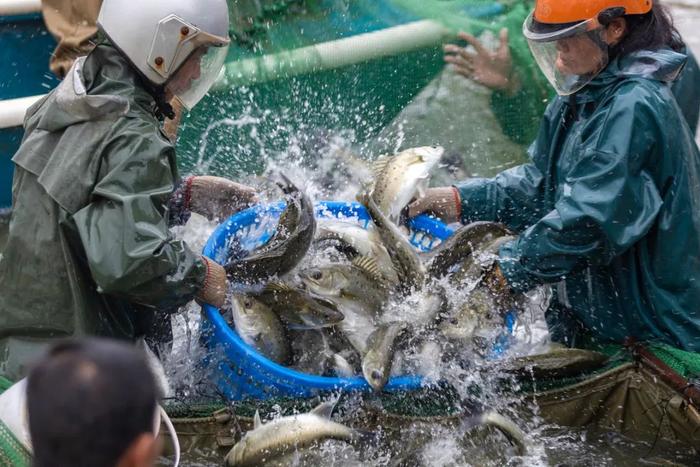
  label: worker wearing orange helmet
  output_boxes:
[443,0,700,145]
[412,0,700,351]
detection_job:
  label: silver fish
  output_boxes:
[225,175,316,284]
[362,322,409,391]
[316,220,399,284]
[357,190,426,293]
[225,399,367,466]
[288,329,334,375]
[449,235,517,287]
[439,287,496,342]
[370,146,444,223]
[256,282,344,330]
[230,294,289,364]
[332,352,358,378]
[426,222,512,278]
[462,410,528,456]
[327,296,377,355]
[300,255,390,313]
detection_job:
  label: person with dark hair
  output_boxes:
[443,0,700,145]
[26,338,161,467]
[0,0,256,381]
[411,0,700,351]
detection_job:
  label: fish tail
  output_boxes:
[480,410,528,456]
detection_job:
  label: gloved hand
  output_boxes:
[407,186,462,223]
[187,176,258,221]
[443,29,520,94]
[196,257,227,308]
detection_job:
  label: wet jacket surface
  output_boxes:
[0,43,206,379]
[456,49,700,351]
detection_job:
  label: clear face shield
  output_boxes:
[523,12,609,95]
[167,33,229,110]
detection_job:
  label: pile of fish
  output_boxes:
[222,146,521,390]
[219,146,611,466]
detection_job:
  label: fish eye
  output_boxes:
[311,270,323,280]
[243,299,253,308]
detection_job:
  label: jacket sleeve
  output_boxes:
[498,90,664,293]
[455,96,566,231]
[72,124,206,309]
[454,159,546,232]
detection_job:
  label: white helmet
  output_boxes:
[97,0,231,109]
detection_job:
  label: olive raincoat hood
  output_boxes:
[0,43,206,380]
[456,48,700,351]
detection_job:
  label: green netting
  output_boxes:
[228,0,309,45]
[0,377,12,394]
[648,343,700,379]
[164,384,463,421]
[0,377,30,467]
[162,343,700,422]
[0,421,30,467]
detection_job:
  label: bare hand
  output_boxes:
[443,29,519,94]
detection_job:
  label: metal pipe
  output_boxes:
[0,0,41,15]
[212,19,453,90]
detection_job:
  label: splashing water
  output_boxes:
[160,8,700,457]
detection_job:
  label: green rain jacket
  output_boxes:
[456,48,700,352]
[0,43,206,380]
[489,2,700,144]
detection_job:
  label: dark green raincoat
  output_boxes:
[490,1,700,144]
[456,49,700,352]
[0,43,206,380]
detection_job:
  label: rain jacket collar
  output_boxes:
[36,42,157,133]
[572,48,687,104]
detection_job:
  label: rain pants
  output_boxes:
[491,2,700,144]
[456,48,700,352]
[0,43,206,380]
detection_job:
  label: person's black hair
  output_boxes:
[598,2,685,58]
[27,338,158,467]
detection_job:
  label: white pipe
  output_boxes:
[0,20,453,129]
[213,19,453,90]
[0,0,41,15]
[0,95,44,129]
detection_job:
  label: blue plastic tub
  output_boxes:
[201,201,460,400]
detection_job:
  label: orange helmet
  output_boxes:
[533,0,652,25]
[523,0,652,95]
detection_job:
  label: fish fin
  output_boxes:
[264,281,294,293]
[274,173,298,195]
[371,155,390,177]
[310,397,339,419]
[253,410,262,429]
[351,255,384,283]
[355,188,371,207]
